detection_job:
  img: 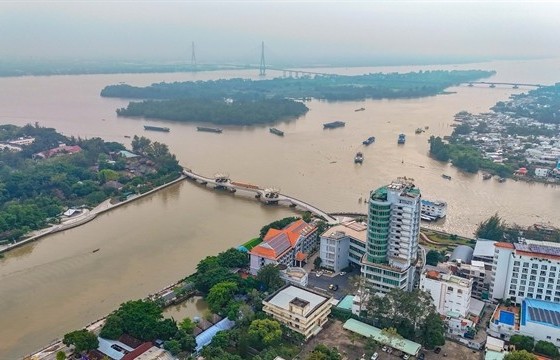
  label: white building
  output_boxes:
[249,219,318,275]
[420,269,473,317]
[490,240,560,304]
[420,199,447,219]
[319,220,367,273]
[279,266,309,287]
[361,178,421,293]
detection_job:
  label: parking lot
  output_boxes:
[306,268,355,299]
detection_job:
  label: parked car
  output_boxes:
[434,347,442,354]
[418,353,425,360]
[328,284,339,291]
[371,353,378,360]
[402,355,409,360]
[381,346,388,352]
[316,271,323,277]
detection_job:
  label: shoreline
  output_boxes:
[0,174,186,255]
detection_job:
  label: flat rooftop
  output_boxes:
[321,220,367,243]
[264,284,330,317]
[515,242,560,259]
[522,298,560,328]
[473,239,496,258]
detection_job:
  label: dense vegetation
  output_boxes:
[0,124,181,241]
[366,288,446,349]
[102,70,495,101]
[476,213,506,240]
[116,97,309,125]
[493,83,560,124]
[508,335,559,358]
[103,70,494,125]
[428,135,514,177]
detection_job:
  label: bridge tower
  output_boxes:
[191,42,197,67]
[259,41,266,77]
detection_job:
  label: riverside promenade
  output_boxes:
[0,174,187,255]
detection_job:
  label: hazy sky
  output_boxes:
[1,1,560,65]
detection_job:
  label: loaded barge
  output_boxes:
[323,121,346,129]
[144,125,170,132]
[197,126,223,133]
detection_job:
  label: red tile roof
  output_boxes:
[495,242,514,249]
[296,251,307,262]
[250,219,316,261]
[121,342,153,360]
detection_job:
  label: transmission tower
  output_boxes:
[191,41,197,67]
[259,41,266,76]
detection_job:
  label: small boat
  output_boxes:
[269,128,284,136]
[362,136,375,146]
[323,121,346,129]
[442,174,452,180]
[124,135,131,138]
[424,126,429,130]
[144,125,170,132]
[398,133,406,144]
[415,128,423,134]
[92,248,100,253]
[482,173,492,180]
[354,152,363,164]
[498,177,506,183]
[197,126,223,133]
[354,107,365,112]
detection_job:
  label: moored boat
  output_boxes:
[482,173,492,180]
[415,128,423,134]
[442,174,452,180]
[398,133,406,144]
[323,121,346,129]
[197,126,223,133]
[144,125,170,132]
[354,107,365,112]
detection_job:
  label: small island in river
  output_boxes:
[102,70,495,126]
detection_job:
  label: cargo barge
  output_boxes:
[144,125,170,132]
[197,126,223,133]
[269,128,284,136]
[323,121,346,129]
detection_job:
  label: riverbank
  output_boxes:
[0,174,186,255]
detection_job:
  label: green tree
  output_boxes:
[179,317,195,333]
[99,314,123,339]
[217,248,249,268]
[307,345,342,360]
[62,330,99,354]
[425,250,445,266]
[207,281,238,314]
[420,313,446,349]
[248,319,282,349]
[534,340,559,358]
[256,264,285,291]
[476,213,506,240]
[56,351,66,360]
[504,350,538,360]
[302,212,313,223]
[314,256,322,269]
[509,335,535,352]
[163,339,182,356]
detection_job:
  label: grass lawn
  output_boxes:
[242,237,262,250]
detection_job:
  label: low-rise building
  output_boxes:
[535,168,551,177]
[262,284,332,340]
[319,220,366,272]
[420,269,473,317]
[488,298,560,349]
[250,219,318,275]
[279,266,308,287]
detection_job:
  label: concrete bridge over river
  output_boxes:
[182,168,338,224]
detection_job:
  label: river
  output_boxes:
[1,58,559,358]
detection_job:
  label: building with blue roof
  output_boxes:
[520,298,560,348]
[195,318,235,353]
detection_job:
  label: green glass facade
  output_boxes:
[367,188,391,263]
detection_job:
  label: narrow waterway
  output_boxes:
[0,58,559,358]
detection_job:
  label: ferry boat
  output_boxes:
[421,199,447,220]
[397,133,406,144]
[362,136,375,146]
[354,152,363,164]
[197,126,223,133]
[144,125,170,132]
[323,121,346,129]
[269,128,284,137]
[441,174,452,180]
[354,107,365,112]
